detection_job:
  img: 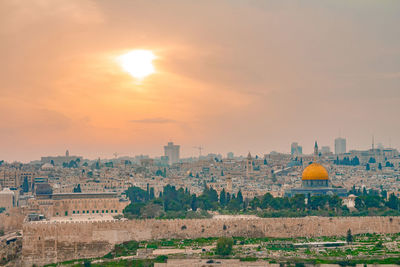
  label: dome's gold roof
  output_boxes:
[302,163,329,180]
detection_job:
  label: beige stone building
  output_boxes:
[0,188,15,210]
[28,192,129,218]
[0,169,35,189]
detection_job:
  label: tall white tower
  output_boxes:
[334,138,346,154]
[164,142,180,165]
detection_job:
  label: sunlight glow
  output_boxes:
[118,50,156,79]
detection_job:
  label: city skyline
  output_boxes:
[1,0,400,162]
[5,135,397,163]
[2,2,400,266]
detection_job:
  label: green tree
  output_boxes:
[309,195,328,210]
[208,187,219,203]
[22,177,29,193]
[149,187,155,200]
[346,229,353,244]
[191,194,198,211]
[249,197,260,210]
[216,237,233,256]
[123,202,146,217]
[291,194,306,210]
[355,197,365,211]
[381,189,387,199]
[104,161,113,168]
[146,184,150,201]
[73,184,81,193]
[260,193,274,209]
[227,198,241,212]
[307,193,312,210]
[68,160,78,168]
[363,195,383,209]
[362,187,367,196]
[141,203,163,218]
[219,189,226,207]
[126,186,147,203]
[387,193,399,210]
[328,195,342,211]
[95,160,101,169]
[237,190,243,204]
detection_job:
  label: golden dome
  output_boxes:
[302,163,329,180]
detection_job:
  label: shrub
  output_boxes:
[216,237,234,256]
[154,255,168,263]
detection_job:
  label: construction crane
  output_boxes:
[193,146,203,158]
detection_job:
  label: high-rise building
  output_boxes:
[291,142,303,155]
[334,138,346,154]
[321,146,331,154]
[164,142,180,165]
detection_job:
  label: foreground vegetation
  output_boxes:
[123,184,400,219]
[44,232,400,266]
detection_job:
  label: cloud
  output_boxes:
[380,72,400,79]
[129,118,178,124]
[0,0,103,34]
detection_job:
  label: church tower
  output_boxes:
[246,152,253,178]
[226,176,232,193]
[313,141,318,161]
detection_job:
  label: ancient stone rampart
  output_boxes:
[22,216,400,266]
[0,208,26,232]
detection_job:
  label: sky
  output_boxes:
[1,0,400,162]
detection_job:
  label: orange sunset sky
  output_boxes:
[1,0,400,162]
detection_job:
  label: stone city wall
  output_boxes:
[22,216,400,266]
[0,208,26,232]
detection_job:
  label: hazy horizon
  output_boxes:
[2,136,392,163]
[1,0,400,162]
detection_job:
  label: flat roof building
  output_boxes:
[0,188,15,210]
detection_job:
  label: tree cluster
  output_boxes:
[123,183,400,219]
[334,156,360,166]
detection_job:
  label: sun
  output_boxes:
[118,50,156,79]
